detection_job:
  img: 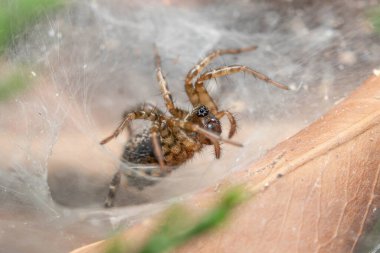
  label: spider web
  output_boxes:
[0,0,379,252]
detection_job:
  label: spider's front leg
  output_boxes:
[185,46,258,106]
[167,118,243,148]
[192,65,289,139]
[194,65,289,113]
[154,46,188,119]
[215,110,237,139]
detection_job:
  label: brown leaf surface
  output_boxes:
[71,75,380,253]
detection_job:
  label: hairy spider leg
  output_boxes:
[154,46,188,119]
[100,110,161,145]
[215,110,237,139]
[185,46,258,106]
[190,65,288,139]
[167,118,243,148]
[125,103,163,115]
[122,103,163,138]
[213,141,221,159]
[151,120,165,170]
[104,170,122,208]
[194,65,289,114]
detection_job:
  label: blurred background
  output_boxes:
[0,0,379,252]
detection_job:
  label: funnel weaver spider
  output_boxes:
[100,45,288,207]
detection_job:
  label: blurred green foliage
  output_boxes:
[106,235,129,253]
[105,186,248,253]
[0,0,65,54]
[368,6,380,34]
[0,0,65,101]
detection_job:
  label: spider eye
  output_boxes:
[197,105,209,117]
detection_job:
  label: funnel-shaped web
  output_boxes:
[0,1,379,252]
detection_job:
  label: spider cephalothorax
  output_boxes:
[100,45,288,207]
[190,105,222,148]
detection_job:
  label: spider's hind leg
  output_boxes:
[104,170,122,208]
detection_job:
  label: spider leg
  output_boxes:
[100,110,161,145]
[122,103,163,138]
[151,120,166,170]
[215,110,237,138]
[213,141,221,159]
[104,169,122,208]
[185,46,258,105]
[136,102,163,114]
[167,119,243,147]
[104,165,164,207]
[154,46,188,119]
[194,65,289,113]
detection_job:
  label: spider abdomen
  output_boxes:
[123,127,203,167]
[122,129,157,164]
[120,127,202,190]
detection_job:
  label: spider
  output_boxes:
[100,45,289,208]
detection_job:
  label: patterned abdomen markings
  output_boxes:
[122,129,162,190]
